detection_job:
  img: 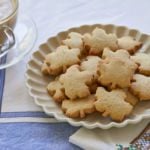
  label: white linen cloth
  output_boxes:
[1,0,150,149]
[69,119,149,150]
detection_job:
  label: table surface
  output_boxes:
[1,0,150,149]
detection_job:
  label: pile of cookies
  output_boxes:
[41,27,150,122]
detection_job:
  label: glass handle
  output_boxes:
[0,25,15,55]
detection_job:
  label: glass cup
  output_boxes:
[0,0,18,54]
[0,0,37,69]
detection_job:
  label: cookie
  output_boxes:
[47,77,66,102]
[62,32,83,50]
[131,53,150,75]
[130,74,150,100]
[41,61,50,75]
[118,36,142,54]
[59,65,94,99]
[42,46,80,75]
[124,89,139,106]
[80,56,101,80]
[102,48,138,70]
[83,28,118,55]
[95,87,133,121]
[62,95,95,118]
[90,83,99,94]
[98,58,135,89]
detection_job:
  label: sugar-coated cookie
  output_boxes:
[83,28,118,55]
[62,95,95,118]
[131,53,150,75]
[59,65,94,99]
[118,36,142,54]
[95,87,133,121]
[98,59,135,89]
[42,46,80,75]
[62,32,83,50]
[47,77,66,102]
[130,74,150,101]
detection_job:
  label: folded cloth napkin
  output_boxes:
[69,119,150,150]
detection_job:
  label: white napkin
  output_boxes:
[69,119,149,150]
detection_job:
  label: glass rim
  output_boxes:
[0,0,18,24]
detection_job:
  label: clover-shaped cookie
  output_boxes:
[95,87,133,121]
[83,28,118,55]
[80,56,101,80]
[59,65,94,99]
[131,53,150,75]
[41,46,80,75]
[62,95,95,118]
[98,59,135,89]
[47,77,66,102]
[102,48,137,70]
[130,74,150,101]
[62,32,83,50]
[118,36,142,54]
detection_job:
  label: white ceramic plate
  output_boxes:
[26,24,150,129]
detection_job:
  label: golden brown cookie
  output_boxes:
[130,74,150,101]
[83,28,118,55]
[47,77,66,103]
[59,65,94,99]
[80,56,101,80]
[41,61,50,75]
[62,32,83,50]
[118,36,142,54]
[95,87,133,121]
[62,95,95,118]
[41,46,80,75]
[102,48,138,70]
[131,53,150,75]
[124,89,139,106]
[98,58,135,89]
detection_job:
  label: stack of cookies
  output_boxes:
[41,27,150,122]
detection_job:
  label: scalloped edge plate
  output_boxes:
[26,24,150,129]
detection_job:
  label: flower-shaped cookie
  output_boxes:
[47,77,66,102]
[95,87,133,121]
[83,28,118,55]
[102,48,137,70]
[131,53,150,75]
[98,58,135,89]
[41,46,80,75]
[59,65,94,99]
[124,89,139,106]
[130,74,150,101]
[118,36,142,54]
[62,32,83,50]
[80,56,101,80]
[62,95,95,118]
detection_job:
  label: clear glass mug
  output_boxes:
[0,0,37,69]
[0,0,18,55]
